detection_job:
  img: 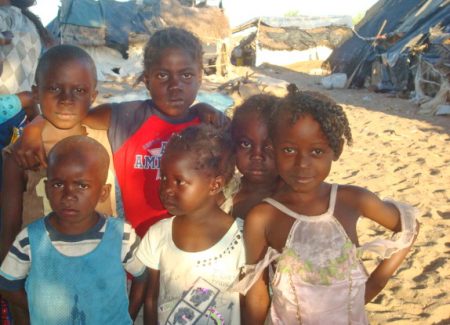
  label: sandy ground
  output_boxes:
[97,62,450,325]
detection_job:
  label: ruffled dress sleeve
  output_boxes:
[231,247,280,295]
[358,199,419,258]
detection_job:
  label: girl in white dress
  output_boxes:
[238,85,419,324]
[137,125,245,325]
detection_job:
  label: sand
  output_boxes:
[97,62,450,325]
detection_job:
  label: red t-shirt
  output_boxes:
[109,100,200,236]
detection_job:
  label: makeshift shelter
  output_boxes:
[231,16,353,67]
[326,0,450,114]
[47,0,231,80]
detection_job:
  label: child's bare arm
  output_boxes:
[352,187,419,303]
[144,268,160,325]
[128,272,148,320]
[82,103,112,130]
[12,116,46,169]
[0,153,25,261]
[16,91,39,121]
[364,237,417,303]
[12,103,112,169]
[243,205,271,324]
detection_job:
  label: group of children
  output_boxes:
[0,27,418,325]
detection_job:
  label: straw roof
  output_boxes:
[160,0,230,43]
[257,24,353,51]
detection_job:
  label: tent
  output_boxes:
[47,0,231,80]
[326,0,450,114]
[231,16,353,67]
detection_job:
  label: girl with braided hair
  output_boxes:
[238,85,419,324]
[137,124,244,324]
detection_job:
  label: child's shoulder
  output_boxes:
[336,183,384,211]
[147,216,173,235]
[244,199,283,228]
[97,99,148,112]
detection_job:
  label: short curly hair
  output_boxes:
[35,45,97,85]
[271,84,353,156]
[143,27,203,72]
[164,124,235,184]
[230,94,279,139]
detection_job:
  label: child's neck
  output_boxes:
[240,176,276,195]
[179,200,221,223]
[42,122,86,155]
[49,212,100,236]
[278,182,332,216]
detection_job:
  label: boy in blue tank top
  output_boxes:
[0,135,146,324]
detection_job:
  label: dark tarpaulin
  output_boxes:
[326,0,423,88]
[48,0,160,57]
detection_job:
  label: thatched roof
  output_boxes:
[161,0,230,43]
[257,24,353,51]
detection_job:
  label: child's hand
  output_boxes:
[17,91,39,120]
[12,116,47,169]
[192,102,230,128]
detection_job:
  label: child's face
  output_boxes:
[233,112,277,184]
[33,58,97,130]
[144,48,202,118]
[159,150,218,216]
[273,113,337,193]
[45,155,110,228]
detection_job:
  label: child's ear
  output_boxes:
[209,175,225,195]
[197,68,203,85]
[142,72,151,90]
[98,184,111,203]
[90,90,98,104]
[333,139,344,161]
[44,179,49,198]
[31,84,39,102]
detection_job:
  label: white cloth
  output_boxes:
[137,216,245,325]
[0,6,41,94]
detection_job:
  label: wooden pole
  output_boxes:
[345,19,388,88]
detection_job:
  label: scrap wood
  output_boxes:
[345,19,388,88]
[217,72,255,92]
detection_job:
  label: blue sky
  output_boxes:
[31,0,378,26]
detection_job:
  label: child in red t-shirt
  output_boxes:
[14,27,227,237]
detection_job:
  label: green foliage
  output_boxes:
[352,11,365,26]
[284,9,300,17]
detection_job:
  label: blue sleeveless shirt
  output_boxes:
[25,217,132,325]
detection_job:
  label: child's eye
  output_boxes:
[48,86,61,93]
[156,72,168,80]
[239,140,251,149]
[264,144,273,151]
[74,88,86,94]
[161,175,167,182]
[52,182,64,188]
[282,147,296,154]
[176,179,186,186]
[182,73,193,79]
[312,148,324,156]
[78,183,89,189]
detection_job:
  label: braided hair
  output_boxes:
[271,84,353,156]
[164,124,235,184]
[230,94,279,138]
